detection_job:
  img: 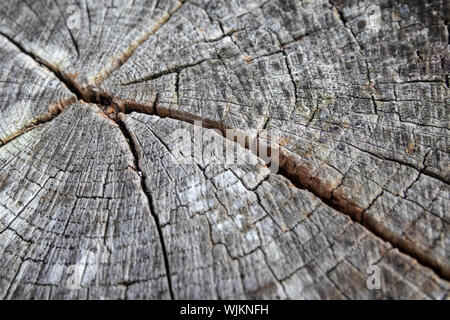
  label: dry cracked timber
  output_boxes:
[0,0,448,299]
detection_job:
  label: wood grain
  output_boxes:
[0,0,448,299]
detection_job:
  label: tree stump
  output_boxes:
[0,0,448,299]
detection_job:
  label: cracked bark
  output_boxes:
[0,0,449,299]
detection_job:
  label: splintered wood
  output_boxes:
[0,0,448,299]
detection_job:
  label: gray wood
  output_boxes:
[0,0,184,86]
[102,0,450,279]
[123,112,449,299]
[0,36,75,145]
[0,104,170,299]
[0,0,449,299]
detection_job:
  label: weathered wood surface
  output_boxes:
[0,36,75,144]
[0,0,449,299]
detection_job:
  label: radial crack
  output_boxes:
[0,30,447,281]
[115,113,175,300]
[0,31,85,101]
[92,0,188,86]
[121,59,208,86]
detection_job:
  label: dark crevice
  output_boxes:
[117,92,450,281]
[0,31,84,101]
[329,0,347,23]
[281,50,299,110]
[120,59,208,86]
[361,191,384,225]
[18,71,450,281]
[0,8,448,285]
[115,114,175,300]
[93,0,188,85]
[0,97,76,149]
[75,86,175,299]
[277,151,449,281]
[153,93,161,117]
[0,31,176,295]
[52,0,80,58]
[175,71,180,105]
[1,50,448,281]
[203,27,243,43]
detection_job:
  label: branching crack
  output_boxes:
[3,68,448,281]
[115,116,175,300]
[1,3,448,289]
[276,148,449,280]
[120,59,208,86]
[0,97,75,149]
[0,31,84,101]
[92,0,188,85]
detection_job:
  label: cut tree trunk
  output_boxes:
[0,0,448,299]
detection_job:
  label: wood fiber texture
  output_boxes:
[0,0,448,299]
